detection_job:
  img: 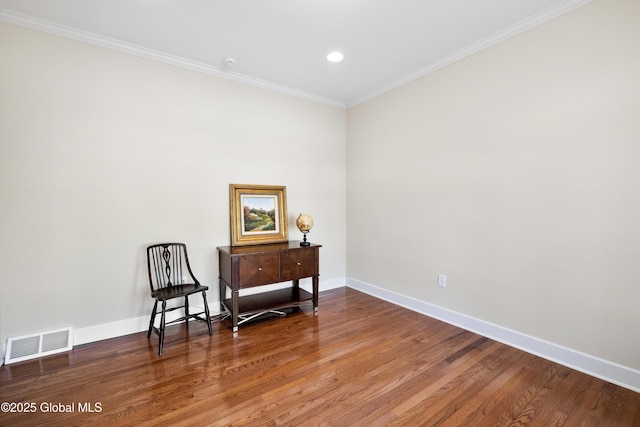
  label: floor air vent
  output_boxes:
[5,327,73,364]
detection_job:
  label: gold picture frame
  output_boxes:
[229,184,288,246]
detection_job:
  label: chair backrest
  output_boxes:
[147,243,199,293]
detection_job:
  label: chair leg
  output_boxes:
[147,300,158,338]
[159,300,167,356]
[202,291,212,336]
[184,295,190,328]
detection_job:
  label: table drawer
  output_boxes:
[281,248,316,281]
[238,253,280,287]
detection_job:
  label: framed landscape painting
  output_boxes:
[229,184,288,246]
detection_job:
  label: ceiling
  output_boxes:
[0,0,591,108]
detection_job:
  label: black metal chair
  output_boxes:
[146,243,212,355]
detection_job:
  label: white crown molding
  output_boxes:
[0,9,348,109]
[0,0,595,111]
[346,277,640,393]
[347,0,596,107]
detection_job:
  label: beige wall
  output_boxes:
[347,0,640,370]
[1,0,639,380]
[0,22,346,347]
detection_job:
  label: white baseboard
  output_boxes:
[346,277,640,393]
[9,276,639,393]
[74,315,148,346]
[300,276,346,293]
[74,302,223,346]
[73,278,346,347]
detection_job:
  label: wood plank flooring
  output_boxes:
[1,287,639,426]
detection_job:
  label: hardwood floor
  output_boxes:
[1,287,639,426]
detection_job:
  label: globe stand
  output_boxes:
[296,213,313,247]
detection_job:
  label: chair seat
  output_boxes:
[152,283,209,301]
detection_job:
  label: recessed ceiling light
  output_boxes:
[326,51,344,63]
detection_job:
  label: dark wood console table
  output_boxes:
[217,241,321,334]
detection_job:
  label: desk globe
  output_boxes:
[296,213,314,246]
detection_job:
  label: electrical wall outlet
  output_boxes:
[438,274,446,288]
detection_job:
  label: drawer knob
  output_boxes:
[297,262,301,266]
[258,267,262,271]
